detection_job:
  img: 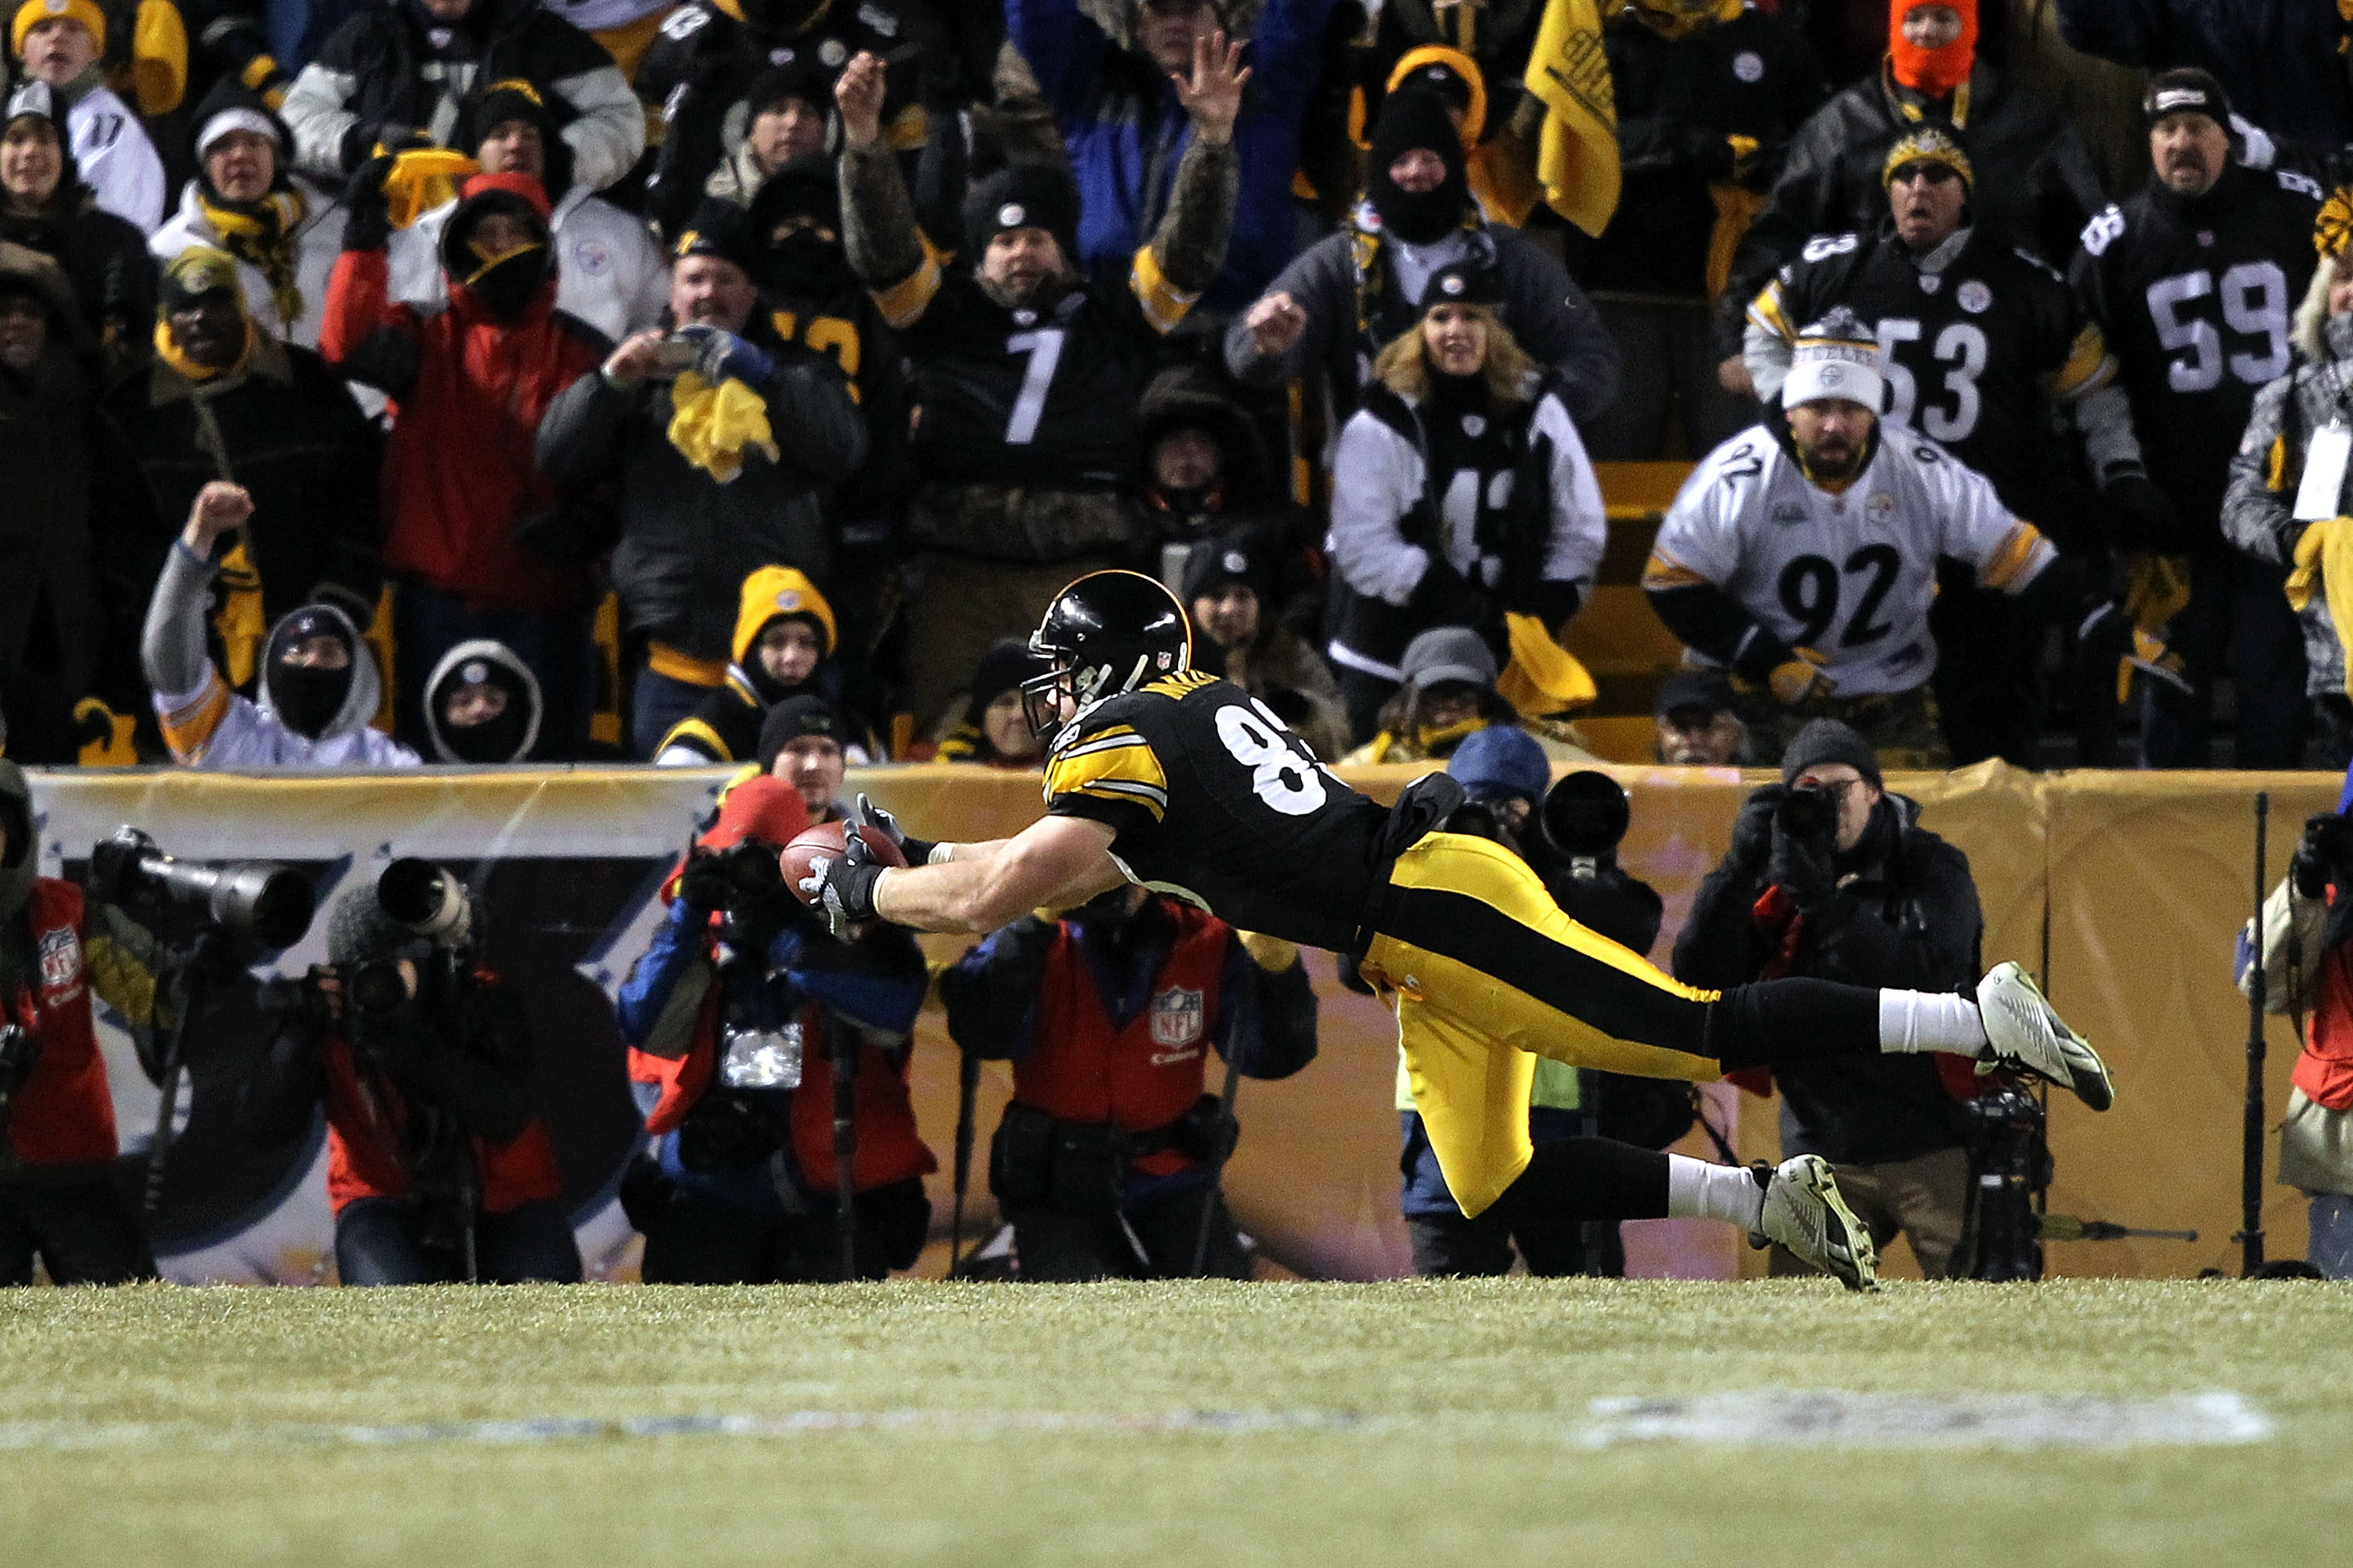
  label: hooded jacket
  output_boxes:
[141,538,419,766]
[105,331,383,631]
[1007,0,1340,314]
[422,637,543,762]
[536,315,864,655]
[282,0,643,190]
[0,244,159,762]
[323,173,609,614]
[1718,59,2106,358]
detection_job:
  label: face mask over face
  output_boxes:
[462,239,551,319]
[1367,90,1471,246]
[427,643,541,763]
[764,227,852,297]
[1888,0,1977,98]
[263,609,357,740]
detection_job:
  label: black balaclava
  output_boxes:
[424,638,542,763]
[264,607,357,740]
[1367,88,1470,246]
[749,155,853,299]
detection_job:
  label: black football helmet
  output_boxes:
[1022,570,1194,737]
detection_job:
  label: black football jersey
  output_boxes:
[2070,163,2325,526]
[1757,226,2099,513]
[1042,672,1391,951]
[900,273,1157,489]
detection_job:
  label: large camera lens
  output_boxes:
[1777,784,1839,841]
[378,859,468,939]
[346,961,409,1017]
[1542,770,1631,858]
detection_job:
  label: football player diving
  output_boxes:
[797,572,2115,1290]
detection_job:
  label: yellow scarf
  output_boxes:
[197,187,307,329]
[151,315,256,382]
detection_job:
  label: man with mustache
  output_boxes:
[2070,67,2324,768]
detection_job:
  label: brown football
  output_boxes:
[780,819,909,904]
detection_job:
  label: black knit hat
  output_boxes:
[963,639,1052,728]
[2144,67,2231,132]
[747,153,839,234]
[962,163,1079,265]
[1780,718,1882,790]
[1420,258,1502,312]
[744,56,833,122]
[1180,528,1269,606]
[674,197,764,277]
[758,694,846,771]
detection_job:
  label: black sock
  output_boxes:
[1705,977,1882,1071]
[1501,1138,1671,1221]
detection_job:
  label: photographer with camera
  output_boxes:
[2237,799,2353,1279]
[0,764,187,1285]
[1673,719,1987,1279]
[940,879,1318,1282]
[616,776,933,1282]
[1398,733,1669,1278]
[238,864,581,1285]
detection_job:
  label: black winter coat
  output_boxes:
[1674,791,1983,1166]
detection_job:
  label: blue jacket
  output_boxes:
[1008,0,1339,314]
[2056,0,2353,146]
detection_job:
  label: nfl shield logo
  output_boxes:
[38,927,78,989]
[1149,987,1204,1048]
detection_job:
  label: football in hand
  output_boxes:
[780,819,908,905]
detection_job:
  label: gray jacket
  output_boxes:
[1221,215,1619,431]
[2221,322,2353,698]
[536,352,867,662]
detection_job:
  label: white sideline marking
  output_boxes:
[1581,1390,2275,1450]
[0,1392,2275,1452]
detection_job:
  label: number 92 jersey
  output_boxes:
[1042,672,1393,952]
[1649,426,2056,694]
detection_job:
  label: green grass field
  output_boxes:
[5,1279,2351,1565]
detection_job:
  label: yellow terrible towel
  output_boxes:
[667,369,778,484]
[2288,517,2353,697]
[1523,0,1620,238]
[382,148,479,230]
[1497,611,1598,719]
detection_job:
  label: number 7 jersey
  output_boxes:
[1041,672,1394,952]
[1649,425,2056,694]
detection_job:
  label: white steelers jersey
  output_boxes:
[1650,424,2056,694]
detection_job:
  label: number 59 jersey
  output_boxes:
[2070,163,2322,525]
[1650,426,2056,694]
[1041,672,1394,952]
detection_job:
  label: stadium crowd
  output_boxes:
[9,0,2353,1285]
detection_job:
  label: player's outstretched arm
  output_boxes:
[873,814,1127,935]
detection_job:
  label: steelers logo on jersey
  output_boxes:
[1957,280,1993,315]
[1733,51,1764,82]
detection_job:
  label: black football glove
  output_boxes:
[2100,473,2183,555]
[856,791,938,866]
[797,823,884,939]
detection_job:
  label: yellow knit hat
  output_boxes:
[11,0,105,60]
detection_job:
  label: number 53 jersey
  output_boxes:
[1649,425,2056,694]
[1042,672,1394,952]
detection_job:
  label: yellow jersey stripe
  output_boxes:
[655,716,733,762]
[1140,671,1217,699]
[1745,280,1792,339]
[1978,520,2051,592]
[871,237,944,329]
[1046,729,1170,813]
[158,671,231,762]
[1130,244,1201,337]
[1642,549,1708,590]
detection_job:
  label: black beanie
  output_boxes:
[2144,66,2231,133]
[1420,258,1503,312]
[749,153,839,232]
[758,694,846,772]
[1180,529,1270,606]
[1367,87,1470,246]
[675,197,764,278]
[1780,718,1882,790]
[962,163,1079,267]
[963,639,1052,728]
[744,56,833,122]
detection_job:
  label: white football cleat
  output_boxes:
[1976,961,2115,1111]
[1752,1155,1878,1293]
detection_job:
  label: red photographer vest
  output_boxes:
[627,970,934,1193]
[318,1038,564,1216]
[1016,906,1231,1177]
[2295,944,2353,1111]
[0,879,118,1167]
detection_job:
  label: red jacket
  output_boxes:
[2295,944,2353,1111]
[1,879,119,1167]
[318,1034,564,1215]
[1018,905,1231,1179]
[320,246,602,613]
[627,939,936,1195]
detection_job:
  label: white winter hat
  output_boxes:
[1782,306,1885,413]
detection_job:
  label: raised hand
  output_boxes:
[835,51,888,151]
[1173,28,1249,147]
